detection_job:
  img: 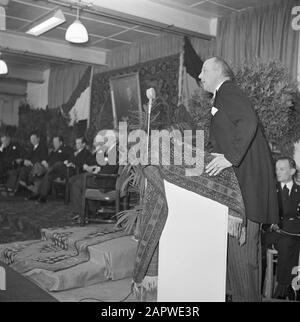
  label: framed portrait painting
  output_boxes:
[109,72,142,128]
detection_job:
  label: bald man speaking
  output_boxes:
[198,57,279,302]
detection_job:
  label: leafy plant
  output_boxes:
[114,164,145,237]
[234,59,298,146]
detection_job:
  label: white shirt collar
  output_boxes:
[33,144,39,150]
[281,181,294,194]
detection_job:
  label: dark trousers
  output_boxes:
[6,166,32,191]
[227,220,261,302]
[69,173,100,215]
[0,162,9,182]
[265,231,300,285]
[0,161,7,178]
[37,162,66,198]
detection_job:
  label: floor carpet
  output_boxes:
[0,195,76,244]
[0,225,131,274]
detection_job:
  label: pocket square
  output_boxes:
[211,106,218,116]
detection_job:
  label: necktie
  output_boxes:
[282,184,289,200]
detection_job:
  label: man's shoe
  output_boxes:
[26,194,39,201]
[37,197,47,203]
[72,214,80,221]
[0,190,8,197]
[1,189,15,197]
[19,180,27,187]
[27,185,38,193]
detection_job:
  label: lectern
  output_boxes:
[157,180,228,302]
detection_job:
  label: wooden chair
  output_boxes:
[51,166,74,204]
[80,166,129,225]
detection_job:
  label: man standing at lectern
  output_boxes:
[198,57,279,302]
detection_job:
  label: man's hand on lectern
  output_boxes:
[205,153,232,176]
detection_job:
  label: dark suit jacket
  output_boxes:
[68,148,91,174]
[47,145,72,167]
[277,183,300,233]
[208,80,279,224]
[0,142,23,171]
[26,143,48,164]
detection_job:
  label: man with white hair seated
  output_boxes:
[68,130,119,224]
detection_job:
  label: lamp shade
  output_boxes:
[0,59,8,74]
[65,19,88,43]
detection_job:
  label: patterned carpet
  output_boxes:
[0,225,131,274]
[0,195,76,244]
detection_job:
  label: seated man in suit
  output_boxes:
[64,137,91,177]
[67,137,93,218]
[69,132,119,223]
[0,131,23,182]
[4,132,48,196]
[265,157,300,300]
[27,135,73,203]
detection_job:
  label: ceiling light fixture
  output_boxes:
[65,7,89,44]
[0,53,8,75]
[26,9,66,36]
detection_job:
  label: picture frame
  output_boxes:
[109,72,142,128]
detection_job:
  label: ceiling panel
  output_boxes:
[112,29,158,42]
[210,0,279,11]
[79,10,136,29]
[91,38,129,50]
[150,0,204,7]
[6,16,28,30]
[41,26,68,40]
[78,18,129,38]
[6,1,50,21]
[134,26,160,35]
[193,1,235,17]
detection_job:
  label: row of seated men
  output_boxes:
[0,131,119,221]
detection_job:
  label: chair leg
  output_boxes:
[80,200,86,226]
[263,250,274,299]
[64,183,69,205]
[116,196,120,214]
[51,183,56,199]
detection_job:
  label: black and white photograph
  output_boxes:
[0,0,300,308]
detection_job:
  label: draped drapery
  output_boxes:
[216,0,299,79]
[48,64,89,109]
[0,95,24,126]
[93,34,215,73]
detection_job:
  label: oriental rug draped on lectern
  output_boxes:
[133,151,245,285]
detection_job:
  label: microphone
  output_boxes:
[146,88,156,115]
[146,88,156,100]
[145,88,156,189]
